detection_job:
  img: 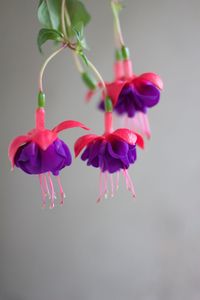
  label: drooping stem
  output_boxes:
[64,0,85,75]
[61,0,106,95]
[39,44,66,92]
[73,52,84,73]
[111,0,124,47]
[87,59,107,97]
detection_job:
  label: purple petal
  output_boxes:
[135,82,160,107]
[14,139,72,176]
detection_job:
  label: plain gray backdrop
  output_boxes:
[1,0,200,299]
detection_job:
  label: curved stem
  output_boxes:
[111,0,124,47]
[86,59,107,97]
[114,24,121,48]
[64,1,84,74]
[73,52,84,73]
[39,45,66,92]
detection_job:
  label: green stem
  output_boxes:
[87,59,107,96]
[73,51,84,73]
[63,1,106,95]
[64,1,84,74]
[39,45,66,92]
[111,0,124,47]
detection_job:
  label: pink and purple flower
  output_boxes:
[75,111,144,202]
[87,60,163,139]
[8,108,89,208]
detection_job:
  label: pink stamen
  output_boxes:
[104,172,108,198]
[39,174,46,208]
[135,113,142,131]
[44,174,51,199]
[57,176,65,205]
[116,172,120,191]
[110,174,114,198]
[142,113,151,139]
[123,169,130,191]
[97,170,103,203]
[131,116,139,132]
[48,172,56,209]
[125,170,136,198]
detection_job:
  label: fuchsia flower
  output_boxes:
[8,108,89,208]
[87,59,163,139]
[75,111,144,202]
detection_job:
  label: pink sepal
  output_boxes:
[27,128,57,151]
[52,120,89,134]
[8,135,31,169]
[135,72,164,90]
[85,90,96,102]
[110,129,137,145]
[106,81,126,106]
[74,134,101,157]
[134,132,145,149]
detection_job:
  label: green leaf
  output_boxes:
[38,0,90,34]
[73,22,88,50]
[38,0,62,30]
[37,28,64,52]
[66,0,91,36]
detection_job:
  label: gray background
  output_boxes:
[1,0,200,299]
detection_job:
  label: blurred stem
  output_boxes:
[111,0,124,47]
[87,59,107,97]
[64,0,106,94]
[39,45,66,92]
[73,52,84,73]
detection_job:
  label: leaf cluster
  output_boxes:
[37,0,91,54]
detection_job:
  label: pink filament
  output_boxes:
[123,169,129,190]
[141,113,151,139]
[132,115,140,132]
[48,172,56,208]
[116,172,120,190]
[44,174,50,199]
[110,174,114,197]
[123,169,136,198]
[97,171,103,203]
[39,174,46,208]
[104,172,108,198]
[57,176,65,205]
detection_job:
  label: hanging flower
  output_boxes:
[75,110,144,202]
[8,107,89,208]
[87,59,163,139]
